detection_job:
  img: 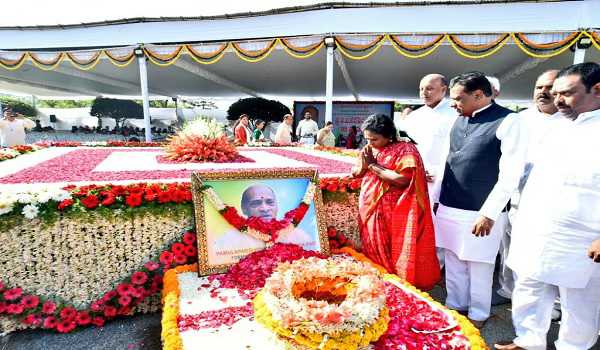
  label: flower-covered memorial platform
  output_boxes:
[162,244,486,350]
[0,142,363,335]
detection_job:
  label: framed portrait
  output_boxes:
[191,168,330,275]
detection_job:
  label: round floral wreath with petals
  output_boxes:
[202,182,316,243]
[254,256,390,350]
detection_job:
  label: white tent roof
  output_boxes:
[0,1,598,101]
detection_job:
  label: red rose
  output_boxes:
[80,195,100,209]
[159,251,174,265]
[4,287,22,301]
[91,316,105,327]
[327,227,337,238]
[293,203,309,224]
[56,320,76,333]
[118,295,132,306]
[57,199,74,210]
[182,232,196,245]
[349,178,362,190]
[116,283,133,296]
[171,242,185,255]
[326,183,338,192]
[143,191,156,202]
[131,271,148,285]
[42,300,57,314]
[183,245,197,257]
[43,316,58,329]
[100,192,116,206]
[76,311,91,325]
[21,295,40,309]
[22,314,41,326]
[125,192,143,207]
[7,303,24,315]
[173,253,187,265]
[103,306,117,318]
[59,307,77,321]
[157,190,172,203]
[90,301,103,312]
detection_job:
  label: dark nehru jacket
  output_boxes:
[439,102,514,211]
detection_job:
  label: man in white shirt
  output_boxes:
[0,107,35,147]
[431,72,525,328]
[296,111,319,145]
[497,70,559,300]
[273,114,294,145]
[400,74,458,201]
[496,62,600,350]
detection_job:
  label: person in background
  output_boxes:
[317,121,336,147]
[496,62,600,350]
[0,107,35,147]
[274,114,294,145]
[296,111,319,145]
[233,114,252,145]
[253,119,266,143]
[352,113,440,291]
[487,76,501,100]
[346,125,358,149]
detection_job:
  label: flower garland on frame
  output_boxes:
[201,182,317,243]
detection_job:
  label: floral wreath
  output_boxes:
[254,256,390,350]
[201,182,317,243]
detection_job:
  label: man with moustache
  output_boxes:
[496,70,560,301]
[496,62,600,350]
[432,71,526,328]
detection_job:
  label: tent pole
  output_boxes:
[136,48,152,142]
[573,47,586,65]
[325,37,335,124]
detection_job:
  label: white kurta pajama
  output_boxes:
[296,119,319,145]
[498,107,562,298]
[432,104,526,321]
[507,109,600,350]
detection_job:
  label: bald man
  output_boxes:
[211,184,316,265]
[399,74,458,195]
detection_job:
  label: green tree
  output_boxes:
[227,97,290,124]
[90,97,144,129]
[37,100,93,108]
[0,97,37,118]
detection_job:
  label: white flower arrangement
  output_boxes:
[181,116,226,139]
[0,187,73,218]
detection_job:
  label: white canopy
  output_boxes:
[0,1,598,102]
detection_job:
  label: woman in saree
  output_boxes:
[352,114,440,290]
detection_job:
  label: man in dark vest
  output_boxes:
[431,71,526,328]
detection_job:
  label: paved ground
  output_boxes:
[2,277,599,350]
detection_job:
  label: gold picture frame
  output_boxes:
[192,168,330,276]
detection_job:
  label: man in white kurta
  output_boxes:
[497,70,560,299]
[399,74,458,203]
[497,62,600,350]
[273,114,294,145]
[296,112,319,145]
[0,108,35,147]
[431,72,525,326]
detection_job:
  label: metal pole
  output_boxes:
[573,47,586,64]
[325,38,334,124]
[137,50,152,142]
